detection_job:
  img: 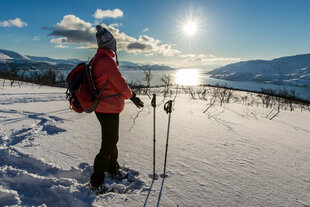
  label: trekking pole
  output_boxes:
[163,100,173,177]
[151,94,156,180]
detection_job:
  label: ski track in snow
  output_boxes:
[1,80,310,206]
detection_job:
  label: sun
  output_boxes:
[177,10,203,40]
[183,21,197,36]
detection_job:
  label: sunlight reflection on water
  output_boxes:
[173,69,201,86]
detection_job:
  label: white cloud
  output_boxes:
[48,14,179,56]
[94,9,123,19]
[109,23,122,28]
[75,45,96,50]
[49,15,96,44]
[93,20,101,25]
[177,53,241,67]
[56,14,93,31]
[179,53,240,63]
[0,18,27,28]
[55,44,68,48]
[142,27,149,32]
[107,26,180,56]
[0,21,10,27]
[32,36,40,41]
[50,37,67,44]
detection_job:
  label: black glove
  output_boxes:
[130,92,144,108]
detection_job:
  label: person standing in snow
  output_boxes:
[89,25,144,188]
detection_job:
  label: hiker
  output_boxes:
[89,25,144,188]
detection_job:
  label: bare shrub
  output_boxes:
[141,68,152,99]
[197,88,208,101]
[203,88,220,113]
[161,74,172,100]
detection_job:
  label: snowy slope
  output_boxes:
[0,53,13,61]
[0,49,31,61]
[0,80,310,207]
[208,54,310,87]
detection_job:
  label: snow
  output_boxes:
[0,53,13,60]
[0,79,310,206]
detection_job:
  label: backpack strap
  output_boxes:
[84,81,120,113]
[98,80,120,100]
[100,93,120,100]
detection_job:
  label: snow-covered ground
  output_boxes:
[0,80,310,207]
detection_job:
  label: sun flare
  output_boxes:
[183,21,197,36]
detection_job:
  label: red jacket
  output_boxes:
[90,48,132,113]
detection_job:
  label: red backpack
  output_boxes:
[66,60,118,113]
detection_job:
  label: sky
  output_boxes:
[0,0,310,68]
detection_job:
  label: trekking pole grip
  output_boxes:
[164,100,173,114]
[151,94,156,108]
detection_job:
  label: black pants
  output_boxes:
[90,112,119,187]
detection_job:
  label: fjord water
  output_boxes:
[120,68,310,100]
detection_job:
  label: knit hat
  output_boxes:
[96,25,119,66]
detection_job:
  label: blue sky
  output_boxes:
[0,0,310,68]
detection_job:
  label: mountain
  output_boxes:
[119,61,141,67]
[208,53,310,87]
[27,56,81,65]
[0,49,78,72]
[119,60,174,71]
[0,49,81,66]
[0,49,174,72]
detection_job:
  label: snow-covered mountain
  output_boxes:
[0,49,79,66]
[119,60,174,71]
[208,53,310,87]
[27,55,81,65]
[0,49,174,72]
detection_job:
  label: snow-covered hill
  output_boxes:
[208,54,310,87]
[0,80,309,206]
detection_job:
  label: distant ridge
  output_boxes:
[208,53,310,87]
[27,55,81,65]
[0,48,174,71]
